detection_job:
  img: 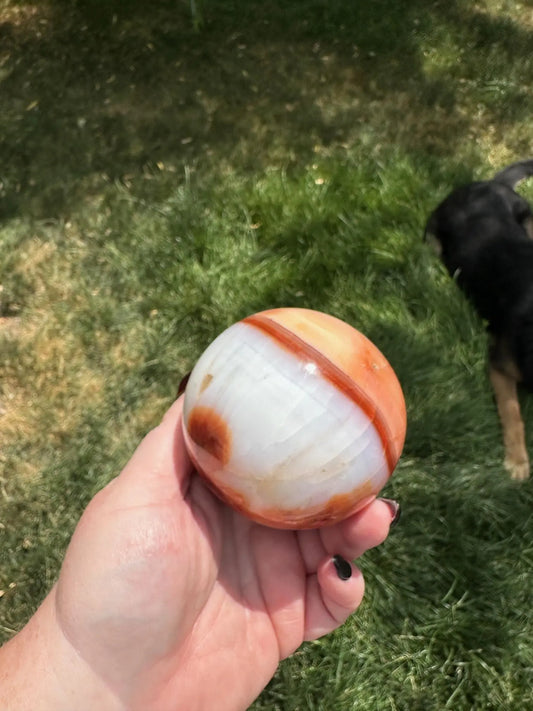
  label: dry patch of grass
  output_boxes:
[0,235,107,479]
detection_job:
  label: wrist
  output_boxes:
[0,587,124,711]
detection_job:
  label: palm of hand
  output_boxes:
[54,400,391,711]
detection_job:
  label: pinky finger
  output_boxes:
[304,557,365,642]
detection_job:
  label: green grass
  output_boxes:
[2,0,533,709]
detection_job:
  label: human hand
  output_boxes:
[0,397,399,711]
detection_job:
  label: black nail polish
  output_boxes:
[381,498,401,527]
[333,555,352,581]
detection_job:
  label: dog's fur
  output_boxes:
[424,159,533,480]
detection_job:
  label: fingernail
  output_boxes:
[333,555,352,581]
[381,498,401,527]
[177,372,191,397]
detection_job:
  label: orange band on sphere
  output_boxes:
[243,312,402,475]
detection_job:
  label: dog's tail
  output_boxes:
[493,159,533,188]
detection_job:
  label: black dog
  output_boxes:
[425,159,533,480]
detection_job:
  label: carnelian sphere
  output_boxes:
[182,308,406,529]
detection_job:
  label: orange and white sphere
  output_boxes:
[182,308,406,529]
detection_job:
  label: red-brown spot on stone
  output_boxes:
[187,406,232,466]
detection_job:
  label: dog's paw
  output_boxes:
[504,456,530,481]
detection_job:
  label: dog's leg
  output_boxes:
[489,366,530,480]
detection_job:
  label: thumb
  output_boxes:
[115,396,194,506]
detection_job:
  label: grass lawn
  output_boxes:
[2,0,533,708]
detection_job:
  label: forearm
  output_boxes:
[0,587,124,711]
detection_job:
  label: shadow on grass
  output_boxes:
[1,0,533,220]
